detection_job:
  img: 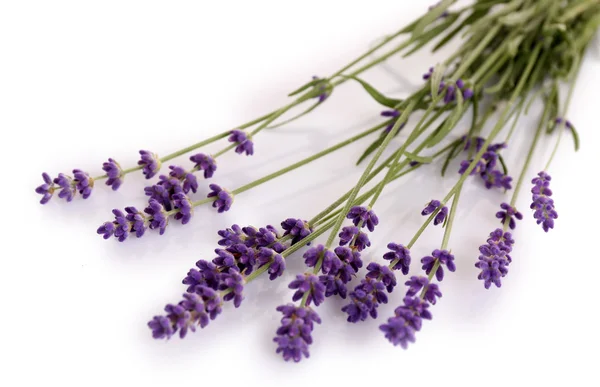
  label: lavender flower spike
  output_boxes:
[102,158,124,190]
[475,228,513,289]
[207,184,234,213]
[148,286,222,339]
[531,171,558,232]
[189,153,217,179]
[228,130,254,156]
[35,173,55,204]
[138,150,161,179]
[273,304,321,362]
[380,296,432,349]
[144,198,169,235]
[169,165,198,194]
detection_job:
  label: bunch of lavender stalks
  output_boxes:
[35,0,600,362]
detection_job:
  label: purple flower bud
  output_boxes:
[207,184,234,213]
[346,206,379,232]
[172,192,193,225]
[35,172,56,204]
[257,247,286,280]
[125,206,147,238]
[138,150,161,179]
[53,173,76,202]
[228,130,254,156]
[219,270,245,308]
[421,249,455,281]
[102,158,124,190]
[288,274,325,307]
[319,274,347,299]
[496,202,523,230]
[144,199,169,235]
[342,278,387,323]
[169,165,198,194]
[303,245,338,274]
[383,243,411,274]
[422,67,434,80]
[189,153,217,179]
[183,259,221,291]
[338,226,371,251]
[72,169,94,199]
[281,218,312,245]
[366,262,397,293]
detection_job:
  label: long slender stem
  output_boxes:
[230,121,387,196]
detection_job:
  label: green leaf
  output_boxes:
[432,9,488,52]
[341,75,402,109]
[428,94,467,148]
[431,64,446,99]
[498,154,508,176]
[441,140,464,177]
[356,134,385,165]
[499,7,536,26]
[507,35,524,57]
[403,13,460,58]
[568,124,580,151]
[404,151,433,164]
[412,0,456,38]
[288,79,319,97]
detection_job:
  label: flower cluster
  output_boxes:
[274,304,321,362]
[475,228,514,289]
[148,286,223,339]
[531,172,557,232]
[496,202,523,230]
[440,79,474,103]
[421,199,448,226]
[228,130,254,156]
[138,150,161,179]
[459,138,512,190]
[190,153,217,179]
[102,158,124,190]
[342,242,411,323]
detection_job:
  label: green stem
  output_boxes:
[323,101,418,249]
[545,56,582,170]
[509,92,553,209]
[231,121,387,196]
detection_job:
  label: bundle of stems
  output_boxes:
[36,0,600,361]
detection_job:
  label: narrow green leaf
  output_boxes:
[441,140,464,177]
[428,95,467,148]
[404,151,433,164]
[341,75,402,109]
[403,13,460,58]
[412,0,456,38]
[507,36,524,57]
[568,124,580,151]
[288,79,319,97]
[499,7,536,26]
[356,135,385,165]
[498,154,509,176]
[431,64,446,99]
[433,9,488,52]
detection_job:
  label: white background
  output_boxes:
[1,1,599,386]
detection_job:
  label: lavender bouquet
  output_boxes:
[36,0,600,362]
